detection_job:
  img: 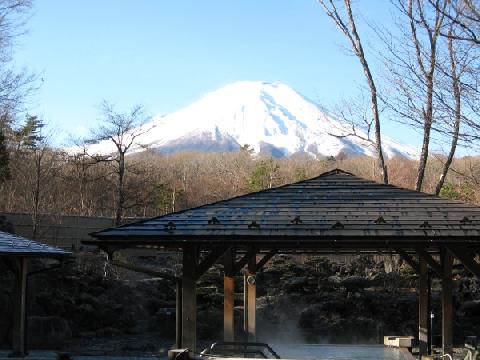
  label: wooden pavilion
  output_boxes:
[0,231,71,357]
[86,169,480,357]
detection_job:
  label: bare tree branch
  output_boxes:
[85,102,154,225]
[319,0,389,183]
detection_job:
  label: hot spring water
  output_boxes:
[271,344,412,360]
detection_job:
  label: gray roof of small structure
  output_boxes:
[87,169,480,248]
[0,231,71,257]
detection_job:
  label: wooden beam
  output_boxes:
[254,249,276,272]
[196,245,230,280]
[233,248,256,274]
[182,245,198,352]
[418,258,428,357]
[112,259,178,281]
[416,248,442,276]
[395,248,420,273]
[427,271,432,355]
[175,279,182,349]
[446,246,480,278]
[243,273,248,341]
[246,254,256,342]
[223,248,235,342]
[11,257,27,357]
[441,248,454,357]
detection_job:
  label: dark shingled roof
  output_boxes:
[0,231,71,257]
[87,169,480,248]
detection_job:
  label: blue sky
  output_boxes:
[14,0,424,148]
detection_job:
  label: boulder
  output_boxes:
[284,276,309,292]
[0,291,11,346]
[27,316,72,349]
[340,276,370,292]
[153,308,176,337]
[463,300,480,317]
[95,327,122,337]
[197,308,223,340]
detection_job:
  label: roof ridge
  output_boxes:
[91,167,357,234]
[313,168,356,178]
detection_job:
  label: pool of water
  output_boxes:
[271,344,411,360]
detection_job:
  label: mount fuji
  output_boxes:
[85,81,417,159]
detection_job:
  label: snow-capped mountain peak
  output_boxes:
[85,81,416,159]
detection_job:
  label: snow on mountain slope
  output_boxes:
[85,81,417,159]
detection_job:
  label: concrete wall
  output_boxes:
[0,212,120,249]
[0,213,400,268]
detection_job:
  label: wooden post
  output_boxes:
[418,257,428,357]
[441,248,454,357]
[224,248,235,342]
[224,276,235,341]
[243,273,248,340]
[427,270,432,355]
[247,255,256,342]
[182,245,198,351]
[11,257,27,357]
[176,278,182,349]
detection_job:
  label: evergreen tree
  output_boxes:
[248,158,280,191]
[240,144,254,155]
[13,115,44,151]
[294,166,307,182]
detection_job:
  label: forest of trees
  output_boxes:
[0,0,479,227]
[0,137,480,224]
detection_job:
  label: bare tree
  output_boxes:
[0,0,36,125]
[30,137,49,239]
[87,101,153,225]
[408,0,446,191]
[61,144,102,216]
[11,116,59,239]
[329,94,392,182]
[379,0,447,191]
[0,0,36,185]
[318,0,389,184]
[428,0,480,45]
[433,24,477,195]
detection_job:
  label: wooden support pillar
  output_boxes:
[243,273,248,340]
[441,248,454,357]
[246,255,256,342]
[223,248,235,342]
[175,278,182,349]
[418,258,429,357]
[427,270,432,355]
[182,245,198,351]
[11,257,27,358]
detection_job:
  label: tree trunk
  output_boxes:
[346,0,389,184]
[114,152,125,226]
[171,187,176,213]
[415,110,433,192]
[410,0,444,191]
[32,151,42,239]
[435,31,461,196]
